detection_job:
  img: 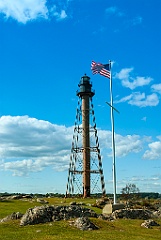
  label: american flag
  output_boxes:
[91,60,111,79]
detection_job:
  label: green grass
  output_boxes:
[0,198,161,240]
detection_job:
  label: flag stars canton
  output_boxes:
[91,61,111,79]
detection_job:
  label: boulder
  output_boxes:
[69,201,86,206]
[74,217,99,230]
[22,195,33,199]
[152,210,161,218]
[20,205,54,226]
[9,195,23,200]
[111,209,152,220]
[37,198,49,204]
[1,212,23,222]
[141,219,160,228]
[94,197,110,208]
[70,201,77,205]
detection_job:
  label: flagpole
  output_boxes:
[109,60,117,204]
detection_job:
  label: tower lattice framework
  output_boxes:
[66,75,106,197]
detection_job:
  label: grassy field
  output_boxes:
[0,197,161,240]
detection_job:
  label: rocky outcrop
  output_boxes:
[0,195,33,201]
[0,212,23,222]
[141,219,160,228]
[69,201,85,206]
[73,217,99,230]
[1,203,160,229]
[20,205,97,226]
[152,210,161,218]
[36,198,49,204]
[20,206,53,225]
[93,198,110,209]
[111,209,152,220]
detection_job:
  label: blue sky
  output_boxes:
[0,0,161,195]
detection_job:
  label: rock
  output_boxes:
[0,195,33,201]
[1,212,23,222]
[141,219,160,228]
[152,210,161,218]
[37,198,49,204]
[70,201,85,206]
[9,195,23,200]
[22,195,33,199]
[98,214,110,220]
[77,202,85,206]
[74,217,99,230]
[20,205,98,226]
[70,201,77,205]
[20,205,54,226]
[94,197,110,208]
[111,209,152,220]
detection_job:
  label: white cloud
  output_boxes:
[0,0,68,23]
[115,92,159,107]
[115,67,133,81]
[105,6,117,14]
[0,115,158,177]
[132,16,143,26]
[128,92,159,107]
[117,174,161,193]
[98,130,142,158]
[143,136,161,160]
[157,136,161,141]
[0,0,48,23]
[52,9,67,21]
[105,6,124,17]
[115,134,142,157]
[115,68,153,90]
[114,94,133,103]
[0,115,73,176]
[151,83,161,95]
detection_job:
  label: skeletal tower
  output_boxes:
[66,75,106,198]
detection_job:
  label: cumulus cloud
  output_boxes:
[0,115,73,176]
[0,115,158,177]
[151,83,161,95]
[98,130,142,158]
[0,0,68,23]
[143,136,161,160]
[0,116,158,176]
[114,67,160,107]
[115,134,142,157]
[114,92,159,107]
[128,92,159,107]
[115,67,153,90]
[52,9,67,21]
[0,0,48,23]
